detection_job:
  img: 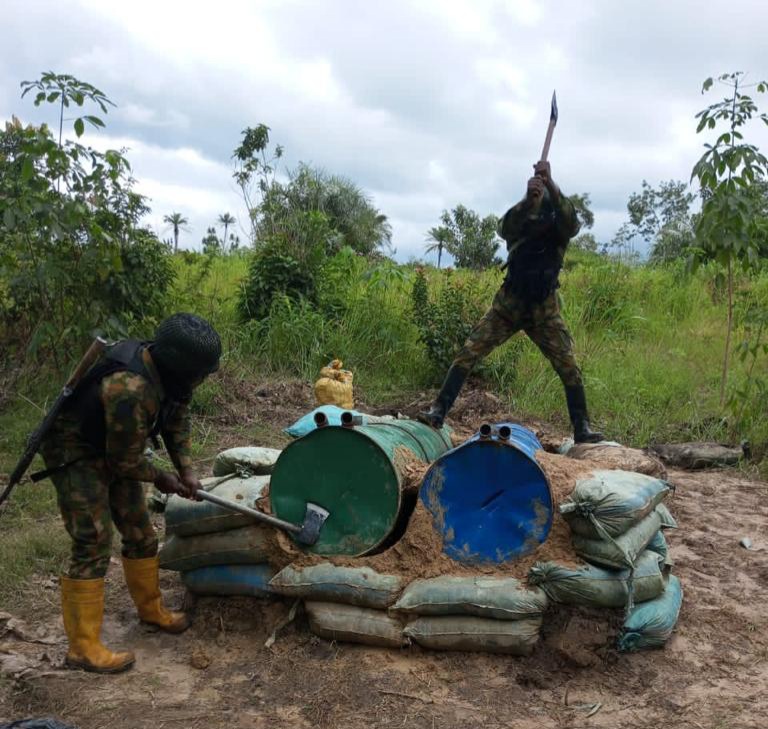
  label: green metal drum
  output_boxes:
[270,416,452,556]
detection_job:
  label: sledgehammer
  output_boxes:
[196,490,329,546]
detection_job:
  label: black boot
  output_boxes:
[418,365,469,429]
[564,384,604,444]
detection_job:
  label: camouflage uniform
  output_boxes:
[40,349,192,580]
[451,191,582,383]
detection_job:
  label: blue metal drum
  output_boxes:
[420,423,553,564]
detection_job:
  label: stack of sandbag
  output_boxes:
[529,469,683,651]
[269,564,547,655]
[159,446,281,597]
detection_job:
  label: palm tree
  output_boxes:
[163,212,189,253]
[425,226,451,269]
[218,213,236,251]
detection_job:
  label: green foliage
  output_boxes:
[20,71,113,145]
[691,71,768,406]
[692,73,768,269]
[429,205,501,270]
[569,192,595,230]
[237,244,317,321]
[611,180,696,263]
[411,267,484,373]
[0,75,174,360]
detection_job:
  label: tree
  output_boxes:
[1,74,173,360]
[611,180,696,263]
[425,226,451,268]
[163,212,189,253]
[21,71,113,147]
[429,205,500,270]
[232,124,283,242]
[218,212,236,251]
[201,227,221,255]
[569,192,595,230]
[690,72,768,406]
[571,233,599,253]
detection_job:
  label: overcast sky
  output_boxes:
[3,0,767,260]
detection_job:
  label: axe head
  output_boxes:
[550,90,558,123]
[295,502,331,546]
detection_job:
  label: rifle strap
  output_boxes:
[29,454,100,483]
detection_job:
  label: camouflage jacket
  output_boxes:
[497,190,580,268]
[47,348,192,482]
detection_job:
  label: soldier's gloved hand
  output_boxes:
[533,160,551,182]
[179,468,203,502]
[527,176,546,203]
[154,470,187,497]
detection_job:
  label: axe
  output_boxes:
[539,90,558,163]
[528,90,558,219]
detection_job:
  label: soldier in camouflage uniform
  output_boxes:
[419,162,604,444]
[40,313,222,674]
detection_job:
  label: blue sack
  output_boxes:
[618,575,683,652]
[182,564,275,597]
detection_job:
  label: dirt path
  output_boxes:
[1,466,766,729]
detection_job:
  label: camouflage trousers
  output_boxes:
[40,439,158,580]
[452,287,583,386]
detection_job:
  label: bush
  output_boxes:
[411,268,485,374]
[237,245,317,322]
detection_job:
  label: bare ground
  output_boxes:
[1,381,767,729]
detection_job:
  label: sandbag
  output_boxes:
[213,447,281,476]
[528,550,667,608]
[392,576,548,620]
[618,575,683,652]
[649,441,747,470]
[646,530,669,560]
[566,443,667,478]
[269,563,404,609]
[560,469,671,539]
[571,504,677,570]
[164,475,270,537]
[305,601,407,648]
[159,525,269,571]
[404,616,541,655]
[182,564,275,597]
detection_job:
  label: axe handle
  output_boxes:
[540,119,557,163]
[196,489,301,535]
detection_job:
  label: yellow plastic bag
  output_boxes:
[314,359,354,410]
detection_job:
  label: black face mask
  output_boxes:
[153,358,197,401]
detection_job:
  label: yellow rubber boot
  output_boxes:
[122,556,190,634]
[60,576,135,674]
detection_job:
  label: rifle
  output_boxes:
[0,337,108,511]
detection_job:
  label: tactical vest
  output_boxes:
[503,211,564,304]
[62,339,168,451]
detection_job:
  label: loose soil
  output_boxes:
[2,385,768,729]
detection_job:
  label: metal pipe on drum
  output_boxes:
[341,411,363,428]
[498,425,512,440]
[479,423,493,439]
[314,412,329,428]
